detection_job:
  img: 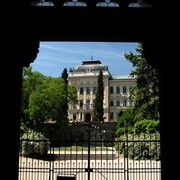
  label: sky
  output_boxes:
[30,41,139,77]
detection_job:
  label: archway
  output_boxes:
[85,112,91,123]
[6,2,173,180]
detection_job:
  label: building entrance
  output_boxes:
[85,113,91,123]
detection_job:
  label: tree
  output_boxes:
[61,68,68,119]
[124,43,160,122]
[116,107,134,135]
[27,77,67,130]
[21,66,46,127]
[93,70,104,122]
[21,66,78,132]
[116,43,160,135]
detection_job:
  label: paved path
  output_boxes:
[19,154,161,180]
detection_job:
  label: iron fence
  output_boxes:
[19,127,161,180]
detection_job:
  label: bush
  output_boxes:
[20,130,50,158]
[134,119,160,134]
[114,132,160,160]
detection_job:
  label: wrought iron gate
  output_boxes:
[19,123,161,180]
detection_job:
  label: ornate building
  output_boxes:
[68,60,136,123]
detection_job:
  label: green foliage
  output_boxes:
[115,43,160,137]
[21,66,46,126]
[116,107,134,135]
[116,108,160,135]
[61,68,68,118]
[20,130,50,157]
[124,43,160,122]
[20,123,29,134]
[21,66,78,131]
[93,70,104,122]
[27,77,67,129]
[61,68,68,85]
[68,85,78,104]
[115,133,160,160]
[134,119,160,134]
[116,126,134,135]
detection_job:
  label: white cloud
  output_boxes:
[31,42,138,77]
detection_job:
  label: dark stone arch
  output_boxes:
[18,40,40,67]
[3,1,176,179]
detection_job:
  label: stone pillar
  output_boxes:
[1,39,39,179]
[142,39,170,180]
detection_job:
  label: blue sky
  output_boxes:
[30,41,139,77]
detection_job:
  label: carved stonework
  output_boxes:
[30,0,152,8]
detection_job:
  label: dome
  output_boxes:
[71,60,108,72]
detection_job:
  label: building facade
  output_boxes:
[68,60,136,123]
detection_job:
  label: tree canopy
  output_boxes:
[21,66,78,131]
[116,43,160,135]
[61,68,69,119]
[124,43,160,122]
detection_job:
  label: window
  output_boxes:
[80,100,83,108]
[93,87,96,94]
[110,86,114,94]
[96,0,119,7]
[116,86,120,94]
[129,98,134,106]
[110,99,114,106]
[123,99,127,106]
[123,86,127,94]
[63,0,87,7]
[86,99,90,109]
[72,103,77,109]
[31,0,54,6]
[116,99,121,106]
[80,87,83,94]
[86,87,90,94]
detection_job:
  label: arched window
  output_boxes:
[63,0,87,7]
[96,0,119,7]
[31,0,54,6]
[128,0,152,8]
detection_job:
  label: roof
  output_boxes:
[70,60,108,72]
[111,75,136,80]
[82,60,101,65]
